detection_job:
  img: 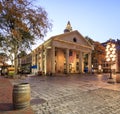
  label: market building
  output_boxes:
[31,22,93,75]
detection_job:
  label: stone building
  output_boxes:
[31,22,93,75]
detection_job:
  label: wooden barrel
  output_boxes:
[13,83,30,109]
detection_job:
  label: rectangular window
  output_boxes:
[76,54,79,59]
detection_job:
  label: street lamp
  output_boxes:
[105,40,116,83]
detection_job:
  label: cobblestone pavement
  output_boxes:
[10,73,120,114]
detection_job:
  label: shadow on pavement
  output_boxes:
[0,103,13,111]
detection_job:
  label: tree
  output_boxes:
[92,41,105,68]
[0,52,8,65]
[18,51,27,57]
[85,36,94,45]
[0,0,52,74]
[85,36,106,70]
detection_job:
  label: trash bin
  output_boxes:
[13,83,30,109]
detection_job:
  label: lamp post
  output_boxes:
[105,40,116,83]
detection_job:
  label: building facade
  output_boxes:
[116,39,120,72]
[31,22,93,75]
[102,39,120,73]
[18,53,32,74]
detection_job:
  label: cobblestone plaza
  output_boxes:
[11,74,120,114]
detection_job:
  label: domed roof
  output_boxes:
[64,21,72,33]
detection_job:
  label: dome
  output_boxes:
[64,21,72,33]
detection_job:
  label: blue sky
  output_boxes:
[33,0,120,48]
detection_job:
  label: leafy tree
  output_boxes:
[85,36,94,45]
[92,41,105,67]
[85,36,106,70]
[18,51,27,57]
[0,0,52,74]
[0,52,8,65]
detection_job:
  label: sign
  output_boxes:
[31,65,37,69]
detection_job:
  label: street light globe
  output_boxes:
[107,58,110,61]
[107,51,110,55]
[110,47,113,51]
[113,55,116,58]
[106,48,108,51]
[112,58,115,61]
[107,44,110,48]
[112,51,115,54]
[110,54,113,58]
[112,44,115,48]
[113,48,116,51]
[106,55,108,58]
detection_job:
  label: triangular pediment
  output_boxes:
[52,30,92,48]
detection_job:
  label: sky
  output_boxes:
[32,0,120,49]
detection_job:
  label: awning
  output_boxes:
[31,65,37,69]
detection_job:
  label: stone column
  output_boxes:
[41,49,44,72]
[51,46,55,74]
[36,53,39,73]
[44,49,47,74]
[79,51,83,73]
[116,52,119,72]
[88,52,92,73]
[31,51,35,74]
[66,48,69,73]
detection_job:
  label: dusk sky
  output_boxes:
[33,0,120,49]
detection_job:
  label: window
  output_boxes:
[73,37,77,42]
[69,50,72,56]
[76,54,79,59]
[76,62,79,65]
